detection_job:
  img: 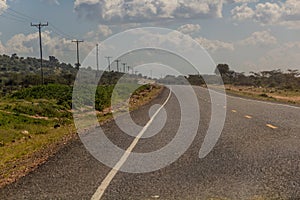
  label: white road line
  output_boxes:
[91,89,172,200]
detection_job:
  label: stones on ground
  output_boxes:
[21,130,29,135]
[54,124,61,129]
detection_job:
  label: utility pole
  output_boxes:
[95,44,100,77]
[105,56,112,71]
[122,63,127,73]
[72,39,84,69]
[115,59,121,72]
[96,44,99,72]
[127,66,130,74]
[31,22,48,85]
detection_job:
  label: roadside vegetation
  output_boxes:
[159,64,299,105]
[0,83,162,187]
[0,54,163,187]
[214,64,300,105]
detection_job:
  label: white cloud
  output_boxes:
[231,1,300,29]
[258,42,300,69]
[177,24,201,35]
[0,40,5,54]
[74,0,223,23]
[282,0,300,21]
[0,0,8,15]
[231,3,254,21]
[85,25,113,40]
[194,37,234,52]
[255,2,282,25]
[226,0,258,4]
[238,30,277,46]
[131,28,198,50]
[2,31,94,63]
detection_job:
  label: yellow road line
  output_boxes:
[266,124,278,129]
[244,115,252,119]
[232,110,237,113]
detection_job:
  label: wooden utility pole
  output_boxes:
[122,63,127,73]
[31,22,48,85]
[72,40,84,69]
[96,44,99,72]
[105,56,112,71]
[115,59,121,72]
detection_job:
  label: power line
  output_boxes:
[2,11,28,22]
[48,22,75,40]
[5,7,75,40]
[0,13,27,23]
[31,22,49,85]
[7,7,38,21]
[48,28,68,39]
[0,14,23,23]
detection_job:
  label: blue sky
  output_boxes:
[0,0,300,74]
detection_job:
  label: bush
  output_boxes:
[259,93,269,98]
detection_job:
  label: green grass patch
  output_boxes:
[0,83,162,187]
[0,112,56,144]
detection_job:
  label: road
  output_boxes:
[1,86,300,199]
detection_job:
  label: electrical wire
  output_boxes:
[7,7,38,21]
[0,13,27,23]
[48,22,75,40]
[1,8,77,42]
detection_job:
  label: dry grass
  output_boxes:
[224,85,300,105]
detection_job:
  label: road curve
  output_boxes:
[1,86,300,200]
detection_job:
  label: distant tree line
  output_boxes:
[0,54,77,95]
[158,64,299,90]
[215,64,300,89]
[1,53,299,96]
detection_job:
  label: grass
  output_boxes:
[220,85,300,105]
[0,112,52,144]
[0,83,163,187]
[0,124,75,186]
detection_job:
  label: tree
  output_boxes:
[215,64,230,76]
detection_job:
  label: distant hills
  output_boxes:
[0,54,141,96]
[0,54,77,94]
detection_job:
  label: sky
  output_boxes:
[0,0,300,74]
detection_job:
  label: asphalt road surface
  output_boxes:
[1,86,300,200]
